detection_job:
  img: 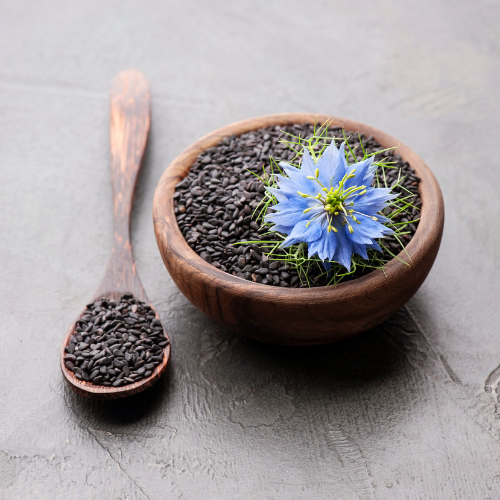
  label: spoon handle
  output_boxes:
[94,70,151,301]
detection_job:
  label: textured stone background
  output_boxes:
[1,0,500,498]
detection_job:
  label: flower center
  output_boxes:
[297,167,377,234]
[324,192,343,214]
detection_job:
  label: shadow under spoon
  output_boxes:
[60,69,171,399]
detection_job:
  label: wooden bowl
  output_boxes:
[153,114,444,345]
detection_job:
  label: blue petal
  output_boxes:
[338,143,351,179]
[343,156,375,190]
[349,210,391,224]
[315,141,344,186]
[281,219,323,248]
[331,221,354,271]
[367,240,382,252]
[350,201,389,216]
[351,187,397,207]
[371,213,391,224]
[279,161,300,173]
[362,162,378,185]
[280,163,303,182]
[266,211,307,226]
[349,229,373,245]
[272,197,310,213]
[300,148,317,177]
[351,217,394,240]
[308,226,338,261]
[266,186,289,203]
[276,172,318,198]
[326,142,350,188]
[270,224,294,234]
[352,242,369,260]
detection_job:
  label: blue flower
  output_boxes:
[264,141,397,271]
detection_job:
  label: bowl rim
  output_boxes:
[153,113,444,303]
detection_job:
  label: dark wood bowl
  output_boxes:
[153,114,444,345]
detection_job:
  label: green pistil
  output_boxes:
[298,167,375,234]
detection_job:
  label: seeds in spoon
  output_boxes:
[64,294,169,387]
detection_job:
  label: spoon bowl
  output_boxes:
[61,293,170,400]
[61,70,170,399]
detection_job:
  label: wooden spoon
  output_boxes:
[60,69,170,399]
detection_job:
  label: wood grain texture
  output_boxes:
[153,113,445,345]
[60,70,170,399]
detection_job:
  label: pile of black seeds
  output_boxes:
[64,294,169,387]
[174,124,421,287]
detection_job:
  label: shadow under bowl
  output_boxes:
[153,113,444,345]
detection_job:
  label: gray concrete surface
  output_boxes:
[1,0,500,498]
